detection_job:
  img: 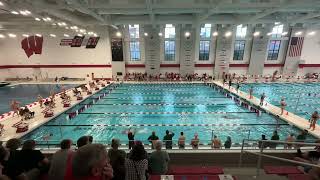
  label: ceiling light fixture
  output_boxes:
[184,31,191,37]
[116,32,122,37]
[88,32,94,35]
[253,31,260,36]
[267,32,272,36]
[22,34,29,37]
[8,33,17,38]
[0,2,4,6]
[144,32,148,36]
[224,31,232,37]
[281,32,288,36]
[0,34,5,38]
[49,34,56,37]
[35,18,41,21]
[79,29,86,33]
[11,11,19,15]
[212,31,218,36]
[77,34,83,37]
[275,22,281,25]
[158,32,163,36]
[295,31,302,36]
[308,31,316,36]
[64,34,70,37]
[93,33,98,37]
[35,34,42,37]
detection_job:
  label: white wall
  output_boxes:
[301,30,320,64]
[0,28,112,80]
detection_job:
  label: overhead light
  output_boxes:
[49,34,56,37]
[275,22,281,25]
[88,32,94,35]
[77,34,83,37]
[19,10,31,16]
[0,2,4,6]
[8,33,17,38]
[158,32,163,36]
[184,31,191,37]
[0,34,5,38]
[22,34,29,37]
[308,31,316,36]
[212,31,218,36]
[116,32,122,37]
[35,34,42,37]
[295,31,302,36]
[253,31,260,36]
[43,17,52,22]
[93,33,98,37]
[281,32,288,36]
[267,32,272,36]
[224,31,232,37]
[64,34,70,37]
[79,29,86,33]
[11,11,19,15]
[70,26,78,29]
[144,32,148,36]
[75,29,79,32]
[35,18,41,21]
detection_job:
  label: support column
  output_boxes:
[179,25,195,76]
[144,25,161,75]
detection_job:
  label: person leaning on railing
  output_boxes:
[178,132,185,149]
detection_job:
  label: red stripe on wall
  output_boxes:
[160,64,180,67]
[195,64,214,67]
[264,64,284,67]
[299,64,320,68]
[125,64,145,68]
[0,64,111,69]
[229,64,249,67]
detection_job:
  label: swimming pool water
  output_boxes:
[239,83,320,121]
[22,83,315,145]
[0,84,78,114]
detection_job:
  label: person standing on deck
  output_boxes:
[280,98,287,115]
[38,95,44,108]
[228,79,232,89]
[260,93,266,106]
[163,130,175,149]
[308,111,320,131]
[249,87,253,99]
[148,131,159,149]
[236,82,240,93]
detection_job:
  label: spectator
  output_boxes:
[296,130,308,149]
[149,141,170,175]
[108,139,126,180]
[212,135,221,149]
[147,131,159,149]
[178,132,185,149]
[258,134,268,149]
[0,145,10,180]
[285,133,295,149]
[69,144,113,180]
[294,140,320,173]
[3,138,23,179]
[5,138,21,151]
[163,130,175,149]
[128,130,135,150]
[125,142,148,180]
[269,131,280,149]
[77,136,90,148]
[191,133,200,149]
[48,139,73,180]
[18,140,49,180]
[224,136,232,149]
[88,136,93,144]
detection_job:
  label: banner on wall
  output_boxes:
[111,38,123,61]
[60,36,100,48]
[21,35,43,58]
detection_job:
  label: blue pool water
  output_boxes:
[0,84,78,114]
[22,83,315,145]
[239,83,320,121]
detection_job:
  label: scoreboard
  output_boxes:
[86,37,100,48]
[60,36,100,48]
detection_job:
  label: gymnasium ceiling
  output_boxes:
[1,0,320,32]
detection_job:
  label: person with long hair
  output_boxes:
[125,141,148,180]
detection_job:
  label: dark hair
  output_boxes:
[6,138,22,151]
[129,143,146,161]
[77,136,89,148]
[180,132,184,135]
[0,145,8,162]
[22,140,36,150]
[262,134,266,139]
[60,139,72,150]
[166,130,169,135]
[88,136,93,143]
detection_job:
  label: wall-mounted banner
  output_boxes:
[21,35,43,58]
[60,36,100,48]
[111,38,123,61]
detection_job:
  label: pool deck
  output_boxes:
[0,81,111,141]
[212,80,320,139]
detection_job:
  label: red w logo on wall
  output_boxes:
[21,36,43,58]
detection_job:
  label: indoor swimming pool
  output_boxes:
[240,83,320,121]
[21,83,315,146]
[0,84,78,114]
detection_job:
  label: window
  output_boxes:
[267,40,281,60]
[129,24,140,61]
[165,24,175,38]
[200,24,211,38]
[233,40,245,60]
[164,40,175,61]
[199,41,210,60]
[164,24,176,61]
[236,25,247,38]
[129,41,140,61]
[271,24,283,38]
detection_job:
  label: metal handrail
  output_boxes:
[239,139,320,176]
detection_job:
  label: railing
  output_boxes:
[239,139,320,176]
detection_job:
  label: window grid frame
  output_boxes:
[233,40,246,61]
[267,40,281,60]
[199,40,210,61]
[164,40,175,61]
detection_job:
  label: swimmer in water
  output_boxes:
[42,133,53,141]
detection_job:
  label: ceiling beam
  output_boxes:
[146,0,155,28]
[291,12,320,24]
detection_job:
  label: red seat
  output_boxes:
[264,166,303,175]
[170,166,223,175]
[288,174,312,180]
